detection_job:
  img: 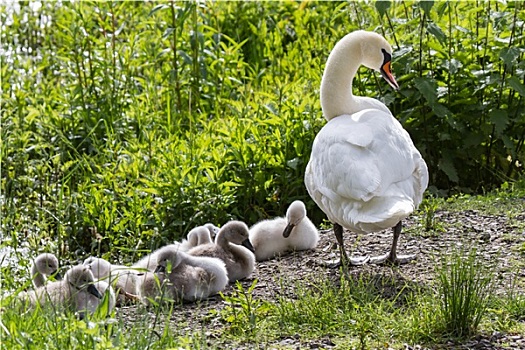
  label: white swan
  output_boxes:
[178,225,214,252]
[83,257,140,304]
[187,220,255,282]
[31,253,62,288]
[249,200,320,261]
[20,265,103,312]
[304,30,428,265]
[145,246,228,302]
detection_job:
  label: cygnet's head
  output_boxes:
[65,265,103,299]
[354,31,398,89]
[187,226,213,246]
[219,221,255,253]
[83,257,111,278]
[204,223,220,240]
[33,253,61,279]
[154,247,183,274]
[283,200,307,238]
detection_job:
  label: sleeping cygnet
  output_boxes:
[132,224,219,271]
[249,200,320,261]
[31,253,62,288]
[132,243,182,272]
[204,223,220,240]
[178,225,214,252]
[138,271,165,305]
[19,265,103,313]
[83,257,140,304]
[187,220,255,282]
[148,246,228,302]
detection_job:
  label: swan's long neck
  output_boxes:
[31,264,46,288]
[183,253,217,273]
[181,252,205,267]
[215,232,229,249]
[320,34,363,121]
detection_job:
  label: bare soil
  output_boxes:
[119,209,525,349]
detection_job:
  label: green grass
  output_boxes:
[0,301,209,349]
[211,261,524,349]
[2,229,525,349]
[436,248,494,338]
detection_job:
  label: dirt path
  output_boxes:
[119,209,525,349]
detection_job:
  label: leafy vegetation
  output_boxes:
[1,1,524,348]
[2,1,524,257]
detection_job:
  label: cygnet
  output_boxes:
[249,200,319,261]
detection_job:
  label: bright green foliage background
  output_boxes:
[2,1,524,259]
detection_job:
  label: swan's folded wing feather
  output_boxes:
[412,153,429,207]
[312,118,382,202]
[342,122,373,148]
[305,108,430,232]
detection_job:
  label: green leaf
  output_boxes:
[221,181,241,187]
[414,77,437,104]
[489,109,509,136]
[499,47,520,69]
[432,103,452,119]
[375,1,391,17]
[435,1,449,16]
[148,4,169,17]
[427,23,447,45]
[507,76,525,97]
[438,157,459,183]
[419,0,435,15]
[162,27,174,39]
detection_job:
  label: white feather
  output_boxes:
[305,30,428,236]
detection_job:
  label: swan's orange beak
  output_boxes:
[380,49,399,90]
[380,60,399,90]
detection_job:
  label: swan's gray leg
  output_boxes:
[333,223,369,267]
[370,221,416,265]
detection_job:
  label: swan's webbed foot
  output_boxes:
[368,221,415,265]
[346,255,370,266]
[369,252,416,265]
[320,254,370,269]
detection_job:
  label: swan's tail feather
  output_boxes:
[344,196,414,233]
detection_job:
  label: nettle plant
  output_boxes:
[2,1,524,259]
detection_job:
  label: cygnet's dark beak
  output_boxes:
[52,271,62,281]
[241,238,255,253]
[154,265,166,274]
[282,223,295,238]
[380,49,399,90]
[88,284,103,299]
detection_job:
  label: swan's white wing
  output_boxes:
[305,109,428,233]
[411,151,429,208]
